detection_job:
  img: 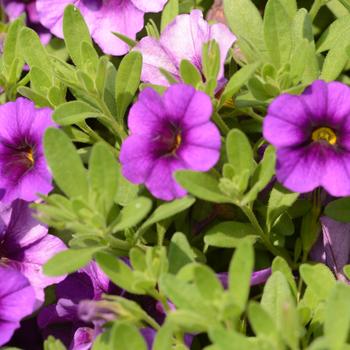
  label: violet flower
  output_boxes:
[2,0,51,44]
[36,0,167,56]
[0,265,36,346]
[310,216,350,282]
[217,268,272,289]
[38,261,117,350]
[134,10,235,86]
[0,98,56,203]
[0,199,66,307]
[120,84,221,201]
[263,80,350,197]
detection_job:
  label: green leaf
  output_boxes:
[228,240,254,311]
[19,27,52,74]
[43,336,67,350]
[152,321,175,350]
[325,197,350,222]
[242,145,276,205]
[112,197,153,232]
[161,0,179,32]
[115,166,139,206]
[219,63,260,107]
[209,327,257,350]
[204,221,258,248]
[226,129,255,178]
[175,171,231,203]
[95,252,143,294]
[3,16,25,71]
[142,196,195,229]
[224,0,265,54]
[43,247,102,276]
[267,184,299,231]
[179,59,202,87]
[272,257,297,298]
[299,264,336,301]
[194,264,224,300]
[321,43,350,81]
[168,232,196,274]
[115,51,142,121]
[44,128,89,199]
[324,283,350,350]
[63,5,93,68]
[263,0,294,67]
[53,101,101,125]
[110,322,147,350]
[88,142,119,214]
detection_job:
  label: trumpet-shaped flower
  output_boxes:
[134,10,235,86]
[263,80,350,196]
[36,0,167,56]
[119,84,221,201]
[0,98,56,203]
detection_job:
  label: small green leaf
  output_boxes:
[53,101,101,125]
[142,196,195,229]
[43,247,103,276]
[112,197,153,232]
[175,171,231,203]
[204,221,258,248]
[161,0,179,32]
[110,322,147,350]
[194,264,224,300]
[63,5,93,68]
[179,59,202,87]
[115,51,142,121]
[44,128,89,199]
[325,197,350,222]
[228,240,254,311]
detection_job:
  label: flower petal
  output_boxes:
[130,0,167,13]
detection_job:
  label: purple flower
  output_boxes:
[38,261,117,350]
[310,216,350,282]
[2,0,51,44]
[218,268,272,289]
[0,266,36,346]
[120,84,221,201]
[36,0,167,56]
[263,80,350,196]
[0,97,56,203]
[134,10,235,86]
[0,199,66,307]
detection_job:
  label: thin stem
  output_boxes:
[309,0,327,21]
[241,205,294,267]
[212,112,230,136]
[244,108,264,123]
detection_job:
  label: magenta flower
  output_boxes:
[36,0,167,56]
[2,0,51,44]
[311,216,350,282]
[0,266,36,346]
[0,98,56,203]
[263,80,350,196]
[0,200,66,307]
[120,84,221,201]
[134,10,236,86]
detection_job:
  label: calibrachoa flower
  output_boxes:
[0,265,36,346]
[263,80,350,196]
[134,10,236,86]
[120,84,221,201]
[0,97,56,203]
[36,0,167,56]
[311,216,350,282]
[2,0,51,44]
[0,199,66,307]
[38,261,117,349]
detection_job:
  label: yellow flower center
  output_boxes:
[311,127,337,145]
[172,133,182,153]
[25,148,34,165]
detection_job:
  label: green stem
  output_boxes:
[241,205,294,267]
[213,112,230,136]
[244,108,264,123]
[309,0,328,21]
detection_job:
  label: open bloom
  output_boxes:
[2,0,51,44]
[263,80,350,196]
[120,84,221,201]
[311,216,350,282]
[0,266,36,346]
[134,10,235,86]
[36,0,167,56]
[0,97,56,203]
[0,199,66,307]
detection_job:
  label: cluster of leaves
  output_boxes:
[3,0,350,349]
